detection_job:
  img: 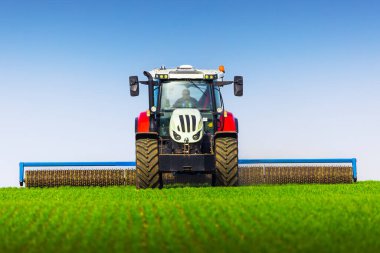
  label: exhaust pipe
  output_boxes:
[143,71,156,132]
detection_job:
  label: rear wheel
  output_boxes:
[215,137,239,186]
[136,138,159,189]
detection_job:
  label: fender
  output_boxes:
[215,111,238,140]
[218,111,238,132]
[135,111,158,140]
[214,131,237,139]
[136,111,150,133]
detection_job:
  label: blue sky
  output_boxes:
[0,0,379,186]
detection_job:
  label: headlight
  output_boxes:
[204,74,217,80]
[192,131,202,140]
[155,74,168,79]
[172,131,181,141]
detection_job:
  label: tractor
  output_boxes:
[129,65,243,189]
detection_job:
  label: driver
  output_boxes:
[173,88,198,108]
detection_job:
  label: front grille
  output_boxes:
[191,115,196,131]
[185,115,190,132]
[178,114,197,133]
[179,115,185,132]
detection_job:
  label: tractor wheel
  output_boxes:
[215,137,239,186]
[136,138,160,189]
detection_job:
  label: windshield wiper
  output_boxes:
[188,80,207,96]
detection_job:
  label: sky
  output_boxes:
[0,0,379,187]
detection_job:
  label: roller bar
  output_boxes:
[239,158,357,182]
[19,162,135,186]
[19,158,357,186]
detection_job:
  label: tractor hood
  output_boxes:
[169,109,203,143]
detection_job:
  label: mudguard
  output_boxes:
[135,111,157,140]
[215,111,238,139]
[136,111,150,133]
[218,111,237,132]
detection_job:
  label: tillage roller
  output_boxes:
[19,159,357,187]
[19,65,358,188]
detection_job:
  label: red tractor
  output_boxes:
[130,65,243,188]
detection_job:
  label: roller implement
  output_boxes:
[19,65,357,188]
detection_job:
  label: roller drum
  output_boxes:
[24,165,353,187]
[239,165,353,185]
[25,169,125,187]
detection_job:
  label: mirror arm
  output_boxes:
[139,81,159,85]
[215,81,233,86]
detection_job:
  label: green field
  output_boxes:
[0,182,379,253]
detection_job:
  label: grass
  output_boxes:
[0,182,379,253]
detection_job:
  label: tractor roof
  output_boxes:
[149,65,225,80]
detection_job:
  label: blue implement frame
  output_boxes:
[19,158,357,186]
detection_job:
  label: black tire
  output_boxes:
[136,138,159,189]
[215,137,239,186]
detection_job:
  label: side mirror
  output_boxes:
[129,76,139,96]
[234,76,243,96]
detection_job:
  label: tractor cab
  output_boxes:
[156,79,222,138]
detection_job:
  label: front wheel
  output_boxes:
[135,138,160,189]
[215,137,239,186]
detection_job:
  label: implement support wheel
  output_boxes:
[136,138,160,189]
[215,137,239,186]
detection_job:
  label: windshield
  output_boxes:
[160,80,212,111]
